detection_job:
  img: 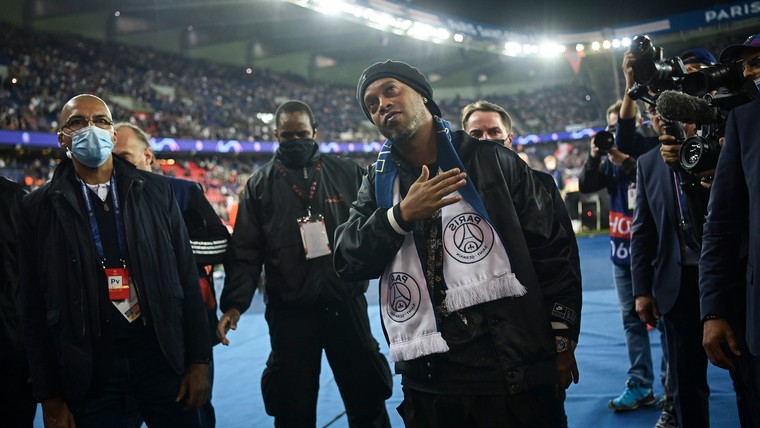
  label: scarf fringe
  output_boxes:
[445,273,526,312]
[389,332,450,363]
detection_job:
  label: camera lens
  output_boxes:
[682,61,744,96]
[593,130,615,154]
[631,35,654,60]
[679,135,721,174]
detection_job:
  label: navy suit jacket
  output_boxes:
[700,98,758,355]
[631,146,684,314]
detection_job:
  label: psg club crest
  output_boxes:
[386,272,420,323]
[443,212,493,264]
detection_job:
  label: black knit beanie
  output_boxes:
[356,59,442,122]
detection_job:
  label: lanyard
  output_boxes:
[273,160,322,213]
[79,174,127,261]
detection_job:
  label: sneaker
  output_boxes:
[608,379,657,411]
[653,406,677,428]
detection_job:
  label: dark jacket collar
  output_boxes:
[50,155,145,202]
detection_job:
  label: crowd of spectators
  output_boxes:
[0,23,602,144]
[0,22,607,220]
[9,23,741,222]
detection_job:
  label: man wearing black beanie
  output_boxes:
[335,60,582,427]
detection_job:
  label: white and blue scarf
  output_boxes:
[376,118,526,362]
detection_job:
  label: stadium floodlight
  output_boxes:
[602,40,611,49]
[313,0,345,15]
[453,33,464,43]
[612,39,621,48]
[504,41,522,56]
[407,22,449,41]
[576,43,585,52]
[591,41,601,50]
[256,113,274,124]
[538,42,566,57]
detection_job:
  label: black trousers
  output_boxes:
[0,346,36,428]
[664,266,760,428]
[397,386,566,428]
[261,295,393,428]
[67,339,201,428]
[662,266,710,428]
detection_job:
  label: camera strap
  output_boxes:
[671,171,700,254]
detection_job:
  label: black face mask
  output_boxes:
[276,139,318,167]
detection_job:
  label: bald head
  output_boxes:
[114,122,154,171]
[59,94,111,126]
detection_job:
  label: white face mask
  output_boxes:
[69,125,114,167]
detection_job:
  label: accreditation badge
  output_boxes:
[627,183,637,211]
[106,267,131,300]
[298,214,331,260]
[105,267,141,323]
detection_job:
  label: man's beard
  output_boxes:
[383,125,415,146]
[382,104,425,145]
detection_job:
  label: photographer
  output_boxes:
[631,43,760,425]
[631,97,709,427]
[579,99,664,417]
[700,33,760,426]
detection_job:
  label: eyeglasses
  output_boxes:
[61,116,114,133]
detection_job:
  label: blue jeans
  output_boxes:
[613,263,655,388]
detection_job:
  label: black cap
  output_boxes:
[720,33,760,62]
[680,48,716,66]
[356,59,441,122]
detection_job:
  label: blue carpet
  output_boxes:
[33,235,741,427]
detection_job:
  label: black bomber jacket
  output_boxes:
[334,131,582,393]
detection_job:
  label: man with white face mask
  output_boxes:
[15,94,212,428]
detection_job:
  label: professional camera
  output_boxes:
[682,60,745,96]
[592,125,616,155]
[678,83,757,176]
[628,36,688,99]
[656,77,758,175]
[679,132,721,175]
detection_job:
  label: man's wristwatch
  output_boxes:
[555,336,571,353]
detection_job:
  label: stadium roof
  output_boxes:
[3,0,757,91]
